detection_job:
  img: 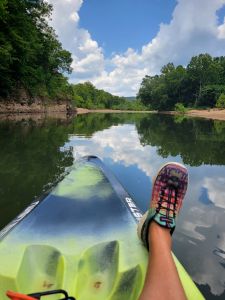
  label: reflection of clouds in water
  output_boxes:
[176,209,225,295]
[68,124,181,178]
[177,168,225,296]
[65,124,225,296]
[203,177,225,209]
[181,220,207,241]
[194,220,225,296]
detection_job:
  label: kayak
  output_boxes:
[0,156,204,300]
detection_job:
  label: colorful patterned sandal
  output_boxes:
[137,162,188,250]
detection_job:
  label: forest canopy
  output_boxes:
[0,0,73,101]
[137,54,225,110]
[72,82,146,110]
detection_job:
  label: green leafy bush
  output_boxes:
[216,93,225,109]
[174,103,187,114]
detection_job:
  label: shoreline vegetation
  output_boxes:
[137,54,225,114]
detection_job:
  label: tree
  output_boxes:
[137,66,187,110]
[163,65,187,107]
[161,63,175,75]
[187,54,220,106]
[213,56,225,84]
[198,85,225,108]
[0,0,72,101]
[137,53,225,110]
[137,75,154,107]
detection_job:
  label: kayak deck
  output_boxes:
[0,156,204,299]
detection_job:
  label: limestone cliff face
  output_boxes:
[0,101,74,114]
[0,87,75,114]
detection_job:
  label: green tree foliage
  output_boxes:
[72,82,147,110]
[0,0,72,101]
[137,64,188,110]
[198,85,225,107]
[187,54,222,106]
[216,93,225,109]
[137,54,225,110]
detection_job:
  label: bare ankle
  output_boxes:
[148,221,172,251]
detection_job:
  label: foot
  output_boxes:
[137,162,188,250]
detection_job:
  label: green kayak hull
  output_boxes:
[0,156,204,299]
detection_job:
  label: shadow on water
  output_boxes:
[1,112,225,299]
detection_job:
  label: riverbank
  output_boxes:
[186,109,225,121]
[76,107,225,121]
[76,108,154,114]
[1,104,225,121]
[164,108,225,121]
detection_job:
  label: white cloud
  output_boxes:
[48,0,105,80]
[203,177,225,209]
[218,17,225,38]
[70,12,79,23]
[48,0,225,96]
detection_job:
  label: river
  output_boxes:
[0,113,225,299]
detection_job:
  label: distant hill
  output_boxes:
[125,96,136,101]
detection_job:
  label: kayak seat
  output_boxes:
[1,241,144,300]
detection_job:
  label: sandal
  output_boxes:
[137,162,188,250]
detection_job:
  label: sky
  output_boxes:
[48,0,225,96]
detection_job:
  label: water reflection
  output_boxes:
[137,115,225,166]
[0,117,74,229]
[0,113,225,299]
[174,166,225,298]
[67,114,225,299]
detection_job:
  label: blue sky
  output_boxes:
[49,0,225,96]
[79,0,176,57]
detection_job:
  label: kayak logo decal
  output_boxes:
[125,197,143,221]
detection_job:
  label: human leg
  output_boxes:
[139,221,187,300]
[138,162,188,300]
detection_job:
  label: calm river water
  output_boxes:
[0,113,225,299]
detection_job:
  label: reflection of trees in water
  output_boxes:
[136,115,225,166]
[0,118,74,229]
[73,113,225,166]
[214,120,225,134]
[72,113,146,137]
[2,113,225,228]
[0,113,145,229]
